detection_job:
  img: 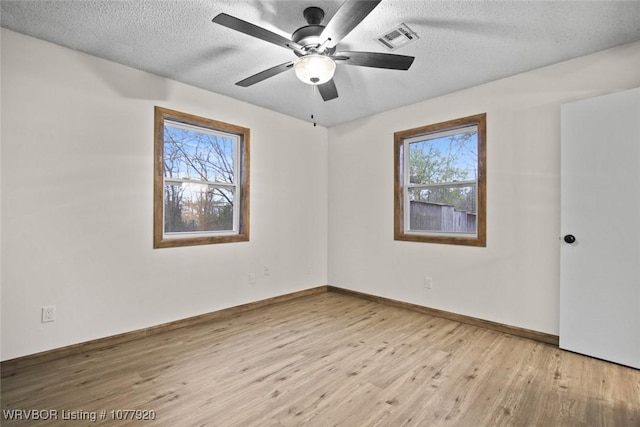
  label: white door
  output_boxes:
[560,88,640,369]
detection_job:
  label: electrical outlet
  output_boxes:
[42,305,56,323]
[424,277,433,290]
[263,265,270,276]
[248,273,256,285]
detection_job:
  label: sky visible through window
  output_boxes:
[163,123,235,184]
[408,129,478,185]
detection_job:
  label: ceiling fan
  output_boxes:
[212,0,415,102]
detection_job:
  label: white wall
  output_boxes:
[328,41,640,336]
[0,29,328,361]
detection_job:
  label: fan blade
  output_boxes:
[318,79,338,101]
[334,51,414,70]
[213,13,304,53]
[320,0,381,49]
[236,61,295,87]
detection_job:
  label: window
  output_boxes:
[394,114,486,246]
[154,107,249,248]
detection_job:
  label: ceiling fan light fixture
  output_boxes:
[294,55,336,85]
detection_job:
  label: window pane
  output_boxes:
[164,183,234,233]
[406,126,478,235]
[409,185,477,234]
[164,123,235,183]
[408,129,477,185]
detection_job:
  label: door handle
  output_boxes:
[564,234,576,244]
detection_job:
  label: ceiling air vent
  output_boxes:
[376,23,418,51]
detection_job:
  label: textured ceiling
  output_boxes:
[2,1,640,127]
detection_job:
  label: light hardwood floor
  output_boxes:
[2,292,639,426]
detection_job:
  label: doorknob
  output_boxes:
[564,234,576,244]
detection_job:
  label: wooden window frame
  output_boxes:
[394,113,486,247]
[154,106,250,248]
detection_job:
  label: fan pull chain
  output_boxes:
[311,84,317,127]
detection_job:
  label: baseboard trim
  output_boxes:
[328,286,560,346]
[1,286,328,371]
[2,284,558,371]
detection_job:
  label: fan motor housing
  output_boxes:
[292,25,336,56]
[291,7,335,56]
[292,25,323,48]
